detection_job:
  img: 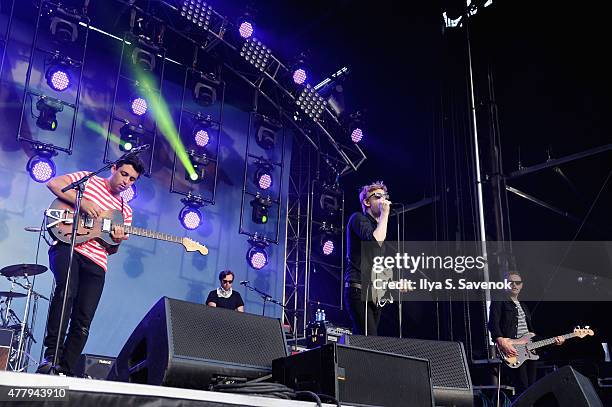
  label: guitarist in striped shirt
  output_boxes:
[488,270,565,397]
[36,155,145,376]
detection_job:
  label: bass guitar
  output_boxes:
[497,327,594,368]
[45,198,208,255]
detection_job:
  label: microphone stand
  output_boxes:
[51,148,145,373]
[241,282,286,316]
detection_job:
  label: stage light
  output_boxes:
[194,128,209,148]
[193,81,216,106]
[292,68,307,85]
[119,123,145,152]
[250,194,272,224]
[36,96,63,131]
[246,237,269,270]
[254,116,281,150]
[348,111,365,143]
[178,194,204,230]
[191,113,213,148]
[319,183,342,216]
[238,21,253,38]
[254,161,273,190]
[50,17,78,43]
[180,0,213,30]
[319,222,339,256]
[351,128,363,143]
[185,151,208,183]
[296,84,326,121]
[26,146,58,183]
[322,238,335,256]
[130,96,148,116]
[120,185,137,202]
[45,60,71,92]
[179,206,202,230]
[240,37,271,72]
[131,47,156,71]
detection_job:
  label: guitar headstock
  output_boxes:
[181,237,209,256]
[574,326,595,338]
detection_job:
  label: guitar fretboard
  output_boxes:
[122,225,182,244]
[527,333,576,350]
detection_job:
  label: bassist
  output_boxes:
[37,155,145,376]
[488,270,565,397]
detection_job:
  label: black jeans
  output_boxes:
[345,286,381,336]
[43,244,106,373]
[502,360,537,398]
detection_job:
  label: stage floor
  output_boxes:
[0,371,343,406]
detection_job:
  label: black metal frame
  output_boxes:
[103,31,165,175]
[169,65,224,204]
[16,0,89,154]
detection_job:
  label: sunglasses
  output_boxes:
[367,192,389,200]
[222,279,234,284]
[509,281,523,286]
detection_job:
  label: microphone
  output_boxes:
[240,280,249,286]
[125,144,151,155]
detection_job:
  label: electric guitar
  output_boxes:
[496,327,594,368]
[45,198,208,255]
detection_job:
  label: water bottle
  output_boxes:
[321,309,326,322]
[315,308,321,322]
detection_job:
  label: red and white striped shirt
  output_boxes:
[66,171,133,271]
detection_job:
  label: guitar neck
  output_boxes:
[122,225,182,244]
[528,333,575,350]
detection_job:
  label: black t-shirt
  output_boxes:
[206,290,245,310]
[345,212,377,285]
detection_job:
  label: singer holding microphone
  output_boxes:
[37,155,145,376]
[206,270,245,312]
[345,181,392,336]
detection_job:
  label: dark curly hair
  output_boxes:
[115,155,145,176]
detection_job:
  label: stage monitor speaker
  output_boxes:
[273,343,434,407]
[108,297,288,389]
[75,354,115,379]
[340,334,473,407]
[511,365,603,407]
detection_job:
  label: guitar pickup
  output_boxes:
[101,218,112,233]
[83,217,95,229]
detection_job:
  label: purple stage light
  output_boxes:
[292,68,307,85]
[130,97,148,116]
[322,239,335,256]
[257,173,272,190]
[120,185,137,203]
[179,206,202,230]
[46,67,70,92]
[239,21,253,38]
[247,246,268,270]
[351,128,363,143]
[27,156,56,183]
[194,129,210,147]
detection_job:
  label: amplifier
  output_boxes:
[75,354,115,379]
[341,335,473,407]
[306,322,351,349]
[273,343,434,407]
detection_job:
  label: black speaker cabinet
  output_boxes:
[108,297,288,389]
[341,334,473,407]
[512,365,603,407]
[75,354,115,379]
[273,343,434,407]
